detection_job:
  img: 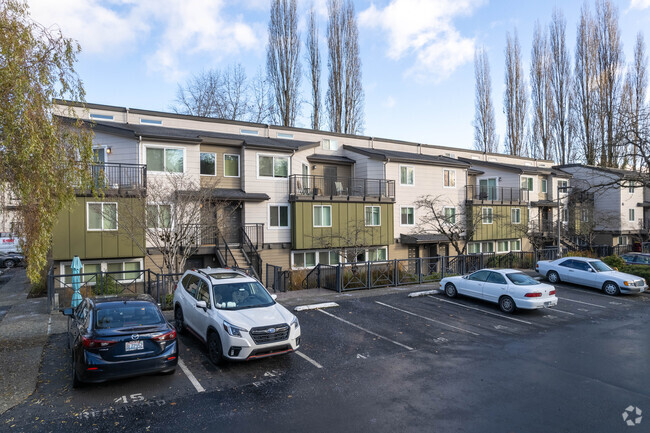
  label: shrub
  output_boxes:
[602,255,625,269]
[567,250,598,258]
[619,265,650,281]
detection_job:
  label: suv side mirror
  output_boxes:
[62,308,74,317]
[195,300,207,310]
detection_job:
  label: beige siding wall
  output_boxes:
[198,144,241,189]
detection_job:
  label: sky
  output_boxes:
[24,0,650,152]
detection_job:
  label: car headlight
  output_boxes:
[290,316,300,329]
[223,321,247,337]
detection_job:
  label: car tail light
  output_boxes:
[524,292,542,298]
[549,290,556,295]
[167,356,177,361]
[87,367,99,371]
[536,263,539,269]
[81,336,117,348]
[153,330,177,342]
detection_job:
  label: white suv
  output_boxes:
[173,268,300,364]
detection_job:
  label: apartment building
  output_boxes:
[51,100,566,280]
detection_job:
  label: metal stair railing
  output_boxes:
[240,227,262,280]
[215,230,238,268]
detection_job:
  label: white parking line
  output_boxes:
[429,296,533,325]
[317,309,414,351]
[295,351,323,369]
[557,297,606,309]
[178,358,205,393]
[375,301,480,336]
[47,317,52,335]
[550,308,576,316]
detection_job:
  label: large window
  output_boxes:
[400,166,414,185]
[629,208,635,222]
[147,204,172,229]
[444,207,456,224]
[200,152,216,176]
[146,147,184,173]
[541,179,547,193]
[443,169,456,188]
[87,202,117,231]
[62,260,142,283]
[269,205,290,228]
[401,207,414,225]
[292,250,340,268]
[511,208,521,224]
[497,240,509,253]
[520,176,534,191]
[224,154,240,177]
[365,206,381,226]
[482,207,493,224]
[258,155,289,178]
[322,139,338,150]
[367,247,387,261]
[313,205,332,227]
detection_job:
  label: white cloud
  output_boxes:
[26,0,261,82]
[359,0,484,81]
[629,0,650,10]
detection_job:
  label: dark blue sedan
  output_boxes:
[62,294,178,388]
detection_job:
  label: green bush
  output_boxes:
[619,265,650,281]
[602,255,625,269]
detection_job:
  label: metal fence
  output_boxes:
[265,263,289,293]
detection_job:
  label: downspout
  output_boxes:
[138,135,142,165]
[126,107,130,124]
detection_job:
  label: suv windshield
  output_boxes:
[589,260,612,272]
[506,273,540,285]
[212,281,274,310]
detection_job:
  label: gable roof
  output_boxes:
[460,158,571,177]
[343,146,470,168]
[556,164,637,179]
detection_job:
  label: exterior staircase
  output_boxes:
[227,246,246,269]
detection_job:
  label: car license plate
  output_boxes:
[126,340,144,352]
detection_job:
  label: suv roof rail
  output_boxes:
[196,268,211,279]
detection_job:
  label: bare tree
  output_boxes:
[249,67,276,124]
[549,8,572,165]
[473,46,499,153]
[504,29,528,156]
[267,0,301,127]
[173,70,223,118]
[530,21,555,160]
[221,64,250,121]
[306,5,322,130]
[326,0,364,134]
[621,33,647,170]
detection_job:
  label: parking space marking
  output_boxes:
[178,358,205,393]
[295,351,323,369]
[317,309,414,351]
[375,301,480,336]
[557,297,606,308]
[429,296,533,325]
[47,317,52,335]
[549,308,575,316]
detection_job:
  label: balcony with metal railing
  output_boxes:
[289,175,395,201]
[88,163,147,193]
[466,185,529,204]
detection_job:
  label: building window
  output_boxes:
[520,176,534,191]
[277,132,294,139]
[511,208,521,224]
[467,243,481,253]
[400,207,414,225]
[481,241,494,253]
[510,239,521,251]
[497,240,509,253]
[619,235,629,245]
[147,204,172,229]
[293,251,316,268]
[269,205,290,228]
[322,139,338,150]
[582,209,589,222]
[482,207,493,224]
[629,208,635,222]
[629,183,635,194]
[479,178,497,200]
[140,118,162,125]
[562,208,568,222]
[62,260,143,283]
[541,179,547,193]
[313,205,332,227]
[400,166,414,185]
[224,154,240,177]
[89,113,114,121]
[146,147,184,173]
[365,206,381,226]
[200,152,216,176]
[444,207,456,224]
[443,169,456,188]
[558,180,569,190]
[367,247,387,261]
[258,155,289,178]
[87,202,117,231]
[240,129,259,135]
[292,250,340,268]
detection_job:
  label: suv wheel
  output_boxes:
[207,331,224,365]
[174,307,186,334]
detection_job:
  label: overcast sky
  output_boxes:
[26,0,650,151]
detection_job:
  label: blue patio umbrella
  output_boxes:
[71,255,83,308]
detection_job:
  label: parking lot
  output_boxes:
[3,277,650,432]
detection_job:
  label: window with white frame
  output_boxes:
[277,132,294,139]
[240,129,259,135]
[224,154,240,177]
[582,209,589,222]
[313,205,332,227]
[629,208,635,222]
[322,139,338,150]
[146,146,184,173]
[510,239,521,251]
[200,152,216,176]
[467,243,481,253]
[558,180,568,190]
[87,202,117,231]
[269,205,290,228]
[140,118,162,125]
[147,204,172,229]
[400,165,414,185]
[619,235,629,245]
[90,113,114,121]
[482,207,493,224]
[444,207,456,224]
[292,250,340,268]
[365,206,381,226]
[561,208,568,222]
[481,241,494,252]
[541,179,547,193]
[400,207,414,225]
[62,259,143,283]
[443,169,456,188]
[293,251,316,268]
[629,183,636,194]
[367,247,387,261]
[497,240,509,253]
[258,155,289,178]
[520,176,534,191]
[511,208,521,224]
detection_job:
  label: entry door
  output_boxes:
[219,203,242,244]
[323,166,337,196]
[541,207,551,232]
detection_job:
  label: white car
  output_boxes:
[536,257,647,295]
[440,268,558,313]
[173,268,301,364]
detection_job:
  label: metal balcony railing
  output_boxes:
[466,185,528,203]
[90,163,147,190]
[289,175,395,200]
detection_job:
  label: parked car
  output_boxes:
[440,268,558,313]
[173,268,300,365]
[0,251,24,268]
[62,294,178,388]
[620,253,650,265]
[536,257,647,295]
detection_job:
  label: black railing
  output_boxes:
[243,223,264,248]
[466,185,528,203]
[216,231,238,268]
[266,264,289,293]
[240,227,262,279]
[90,162,147,190]
[186,224,219,246]
[530,221,557,234]
[289,175,395,200]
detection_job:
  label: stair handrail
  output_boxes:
[301,264,322,289]
[240,227,262,280]
[216,230,238,268]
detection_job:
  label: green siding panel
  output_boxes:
[471,205,529,241]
